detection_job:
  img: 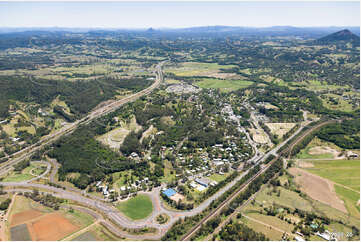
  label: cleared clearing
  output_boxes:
[265,123,296,138]
[139,124,156,143]
[249,128,269,144]
[97,116,141,149]
[296,137,344,159]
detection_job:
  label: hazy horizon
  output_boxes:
[0,1,359,28]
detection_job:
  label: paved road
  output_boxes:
[180,117,331,240]
[26,161,51,183]
[0,62,165,176]
[0,118,314,240]
[0,65,332,240]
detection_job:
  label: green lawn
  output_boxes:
[195,78,253,92]
[2,173,34,182]
[116,194,153,220]
[209,173,229,183]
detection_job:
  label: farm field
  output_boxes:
[116,194,153,220]
[165,62,238,78]
[302,159,360,191]
[299,159,360,217]
[10,224,31,241]
[72,230,98,241]
[8,195,94,241]
[239,216,284,240]
[194,78,253,92]
[289,167,347,213]
[29,213,79,241]
[244,182,360,240]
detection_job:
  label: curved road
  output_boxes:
[0,117,319,240]
[0,62,334,240]
[0,61,165,177]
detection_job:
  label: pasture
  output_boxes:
[239,216,284,240]
[289,167,347,213]
[30,213,79,241]
[116,194,153,220]
[165,62,238,78]
[255,186,313,212]
[8,195,94,241]
[194,78,253,92]
[321,93,357,112]
[301,159,360,217]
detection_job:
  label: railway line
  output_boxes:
[180,119,338,241]
[0,62,341,240]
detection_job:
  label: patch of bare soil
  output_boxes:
[308,146,344,159]
[11,210,44,227]
[289,167,347,213]
[298,161,314,168]
[249,128,269,144]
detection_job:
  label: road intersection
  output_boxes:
[0,61,330,240]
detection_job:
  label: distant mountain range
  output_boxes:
[0,26,359,39]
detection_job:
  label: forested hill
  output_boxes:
[0,76,151,119]
[316,29,360,46]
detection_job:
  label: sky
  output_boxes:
[0,1,359,28]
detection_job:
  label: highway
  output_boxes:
[0,61,338,240]
[0,61,165,177]
[0,118,333,240]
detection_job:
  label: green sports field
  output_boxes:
[116,194,153,220]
